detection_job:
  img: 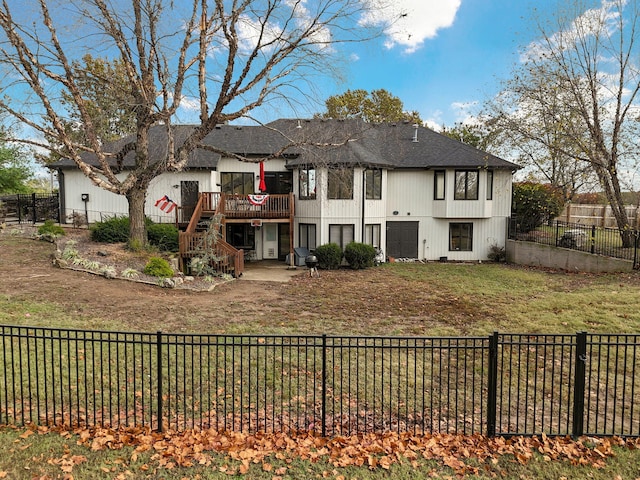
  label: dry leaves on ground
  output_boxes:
[9,425,640,477]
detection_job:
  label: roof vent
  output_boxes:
[412,124,419,143]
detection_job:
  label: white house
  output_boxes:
[51,119,519,268]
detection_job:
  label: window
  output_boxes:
[299,167,316,199]
[365,169,382,200]
[364,224,381,248]
[486,170,494,200]
[299,223,317,250]
[226,224,255,249]
[328,168,354,199]
[454,170,479,200]
[221,172,254,195]
[329,224,354,250]
[434,170,445,200]
[449,223,473,251]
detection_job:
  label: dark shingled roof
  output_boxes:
[50,119,519,171]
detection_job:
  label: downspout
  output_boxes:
[361,168,366,242]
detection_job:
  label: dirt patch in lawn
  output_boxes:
[3,225,638,336]
[3,226,457,335]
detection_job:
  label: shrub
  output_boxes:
[487,244,507,263]
[512,182,564,233]
[148,223,179,252]
[38,219,65,239]
[143,257,174,278]
[90,215,156,245]
[344,242,376,270]
[314,242,343,270]
[90,215,131,243]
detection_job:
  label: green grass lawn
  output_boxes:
[2,235,640,478]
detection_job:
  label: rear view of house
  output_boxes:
[51,119,518,273]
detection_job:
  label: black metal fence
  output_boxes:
[509,218,640,268]
[0,193,60,224]
[1,326,639,438]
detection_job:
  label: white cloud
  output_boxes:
[423,110,443,131]
[450,100,479,124]
[360,0,461,54]
[179,96,201,111]
[521,0,622,62]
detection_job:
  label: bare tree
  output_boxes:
[485,68,597,201]
[486,0,640,245]
[0,0,382,246]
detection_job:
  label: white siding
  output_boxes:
[420,217,509,261]
[384,169,512,261]
[61,169,213,223]
[386,170,430,218]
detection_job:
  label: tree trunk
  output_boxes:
[595,162,633,248]
[127,186,147,249]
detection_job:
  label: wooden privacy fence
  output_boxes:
[560,204,640,229]
[1,326,639,438]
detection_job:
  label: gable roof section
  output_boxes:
[50,119,518,171]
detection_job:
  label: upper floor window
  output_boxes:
[328,168,354,199]
[221,172,254,195]
[434,170,445,200]
[299,167,316,199]
[454,170,479,200]
[486,170,494,200]
[365,169,382,200]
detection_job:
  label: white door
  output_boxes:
[263,224,278,259]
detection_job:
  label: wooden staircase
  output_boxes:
[178,192,295,277]
[178,193,245,277]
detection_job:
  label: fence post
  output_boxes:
[31,193,37,225]
[486,332,498,437]
[156,331,164,433]
[321,334,327,437]
[590,225,596,254]
[572,331,587,438]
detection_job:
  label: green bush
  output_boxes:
[37,219,65,238]
[148,223,179,252]
[90,215,131,243]
[343,242,376,270]
[314,242,343,270]
[90,216,156,244]
[143,257,174,277]
[512,182,564,233]
[487,244,507,263]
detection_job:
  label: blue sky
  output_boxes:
[295,0,562,129]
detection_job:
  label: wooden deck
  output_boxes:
[177,192,294,276]
[205,192,293,219]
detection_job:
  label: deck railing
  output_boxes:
[200,192,293,219]
[178,231,244,277]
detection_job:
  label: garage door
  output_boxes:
[386,221,418,258]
